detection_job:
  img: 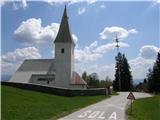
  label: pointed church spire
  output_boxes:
[54,5,75,44]
[63,4,68,19]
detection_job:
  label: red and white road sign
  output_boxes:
[127,92,136,100]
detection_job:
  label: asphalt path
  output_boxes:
[58,92,152,120]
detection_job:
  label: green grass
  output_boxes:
[112,91,119,95]
[1,85,107,120]
[126,95,160,120]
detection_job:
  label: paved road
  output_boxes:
[58,92,152,120]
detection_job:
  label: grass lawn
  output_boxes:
[126,95,160,120]
[2,85,107,120]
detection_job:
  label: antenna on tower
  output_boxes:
[115,34,120,52]
[114,34,121,91]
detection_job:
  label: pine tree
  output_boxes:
[121,54,133,91]
[113,52,123,91]
[147,52,160,93]
[147,68,154,92]
[113,52,133,91]
[153,52,160,93]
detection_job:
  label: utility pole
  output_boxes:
[115,34,121,91]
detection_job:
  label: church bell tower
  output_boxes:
[54,6,75,88]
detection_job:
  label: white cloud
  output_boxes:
[75,41,129,62]
[1,0,97,7]
[13,18,78,47]
[78,7,86,15]
[72,34,78,43]
[13,2,19,10]
[21,0,27,8]
[1,61,20,75]
[75,63,115,80]
[11,0,28,10]
[13,18,58,46]
[43,0,97,5]
[2,47,41,63]
[86,64,114,80]
[128,29,138,34]
[2,47,41,75]
[100,4,106,8]
[75,41,101,62]
[129,45,159,79]
[129,57,155,79]
[75,41,100,62]
[93,42,129,54]
[1,61,13,69]
[152,0,160,6]
[75,49,102,62]
[139,45,160,59]
[100,26,137,40]
[0,0,5,6]
[89,41,98,48]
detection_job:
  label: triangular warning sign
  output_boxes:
[127,92,136,100]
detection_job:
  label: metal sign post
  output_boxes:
[130,99,132,114]
[127,92,136,114]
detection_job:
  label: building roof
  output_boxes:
[17,59,55,72]
[71,72,87,85]
[10,59,55,83]
[54,6,75,44]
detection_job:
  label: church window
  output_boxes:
[61,48,64,53]
[38,78,45,81]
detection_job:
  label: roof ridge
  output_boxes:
[25,59,55,61]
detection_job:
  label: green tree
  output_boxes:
[113,52,133,91]
[113,52,123,91]
[121,54,133,91]
[147,68,154,92]
[153,52,160,93]
[99,80,106,88]
[105,76,112,87]
[88,73,99,88]
[147,52,160,93]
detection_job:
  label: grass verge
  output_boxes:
[126,95,160,120]
[112,91,119,95]
[2,85,107,120]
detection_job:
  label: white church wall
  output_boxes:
[30,74,55,86]
[55,43,74,88]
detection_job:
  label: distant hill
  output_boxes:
[133,79,144,85]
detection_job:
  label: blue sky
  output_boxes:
[1,0,160,81]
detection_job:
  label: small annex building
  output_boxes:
[10,6,87,89]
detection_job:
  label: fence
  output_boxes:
[1,81,108,97]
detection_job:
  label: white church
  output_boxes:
[10,6,87,89]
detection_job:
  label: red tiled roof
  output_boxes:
[71,72,87,85]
